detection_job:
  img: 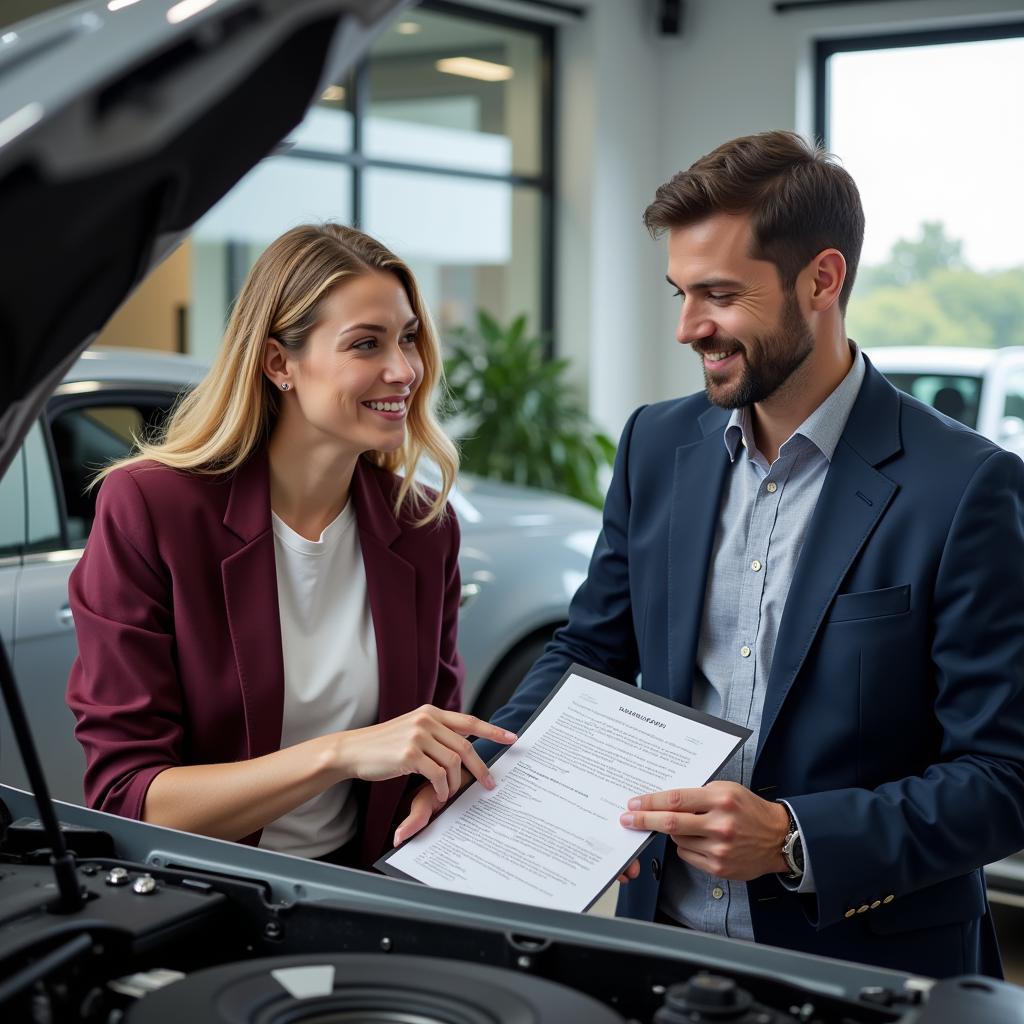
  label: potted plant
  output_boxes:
[443,311,615,508]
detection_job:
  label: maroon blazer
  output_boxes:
[66,451,463,867]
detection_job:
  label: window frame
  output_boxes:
[255,0,558,351]
[0,444,27,565]
[37,382,189,556]
[814,20,1024,146]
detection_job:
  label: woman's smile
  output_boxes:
[362,395,409,420]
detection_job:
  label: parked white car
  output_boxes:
[866,346,1024,456]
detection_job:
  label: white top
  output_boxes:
[258,501,379,858]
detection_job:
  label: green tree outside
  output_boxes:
[847,221,1024,348]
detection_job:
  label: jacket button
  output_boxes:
[870,900,881,909]
[883,894,894,904]
[650,858,661,881]
[857,904,870,914]
[844,909,856,919]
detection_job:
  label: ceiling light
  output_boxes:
[107,0,142,10]
[435,57,514,83]
[395,20,421,35]
[321,85,346,102]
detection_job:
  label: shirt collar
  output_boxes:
[723,342,865,464]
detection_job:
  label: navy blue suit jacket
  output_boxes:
[479,359,1024,977]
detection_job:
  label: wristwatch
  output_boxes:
[780,806,804,880]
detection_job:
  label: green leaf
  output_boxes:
[444,309,618,506]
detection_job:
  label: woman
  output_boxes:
[66,223,516,868]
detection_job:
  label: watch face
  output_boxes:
[793,834,805,873]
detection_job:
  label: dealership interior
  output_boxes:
[2,0,1024,1005]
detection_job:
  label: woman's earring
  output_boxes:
[280,382,290,391]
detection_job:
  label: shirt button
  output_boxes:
[766,482,778,494]
[740,645,751,658]
[712,885,725,900]
[751,559,762,572]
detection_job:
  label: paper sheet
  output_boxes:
[377,664,749,913]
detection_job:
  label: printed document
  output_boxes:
[376,664,749,913]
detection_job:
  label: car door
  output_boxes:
[9,385,183,804]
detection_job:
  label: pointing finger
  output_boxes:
[440,712,518,744]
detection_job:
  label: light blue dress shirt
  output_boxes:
[659,346,866,939]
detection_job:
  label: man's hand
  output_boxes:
[619,782,790,882]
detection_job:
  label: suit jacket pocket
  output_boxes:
[827,584,910,623]
[867,870,986,935]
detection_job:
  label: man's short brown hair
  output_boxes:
[644,131,865,312]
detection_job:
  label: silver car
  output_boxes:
[0,346,601,804]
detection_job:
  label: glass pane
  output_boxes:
[829,36,1024,350]
[1000,369,1024,455]
[366,8,543,177]
[0,447,25,557]
[1004,370,1024,420]
[364,169,541,338]
[190,155,353,359]
[284,83,354,155]
[883,373,980,429]
[50,401,180,545]
[195,155,353,249]
[23,423,61,552]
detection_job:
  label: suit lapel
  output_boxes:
[220,452,285,761]
[667,405,731,704]
[756,361,902,758]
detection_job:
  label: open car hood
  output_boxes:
[0,0,407,474]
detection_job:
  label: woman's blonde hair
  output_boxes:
[99,224,458,525]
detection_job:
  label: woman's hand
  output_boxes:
[336,705,516,803]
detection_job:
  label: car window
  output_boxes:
[1003,369,1024,421]
[0,445,26,559]
[48,396,178,545]
[883,372,980,429]
[23,422,62,554]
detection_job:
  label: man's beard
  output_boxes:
[698,292,815,409]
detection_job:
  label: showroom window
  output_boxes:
[816,23,1024,351]
[190,2,554,360]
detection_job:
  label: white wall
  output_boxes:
[549,0,1024,438]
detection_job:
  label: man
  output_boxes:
[400,131,1024,977]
